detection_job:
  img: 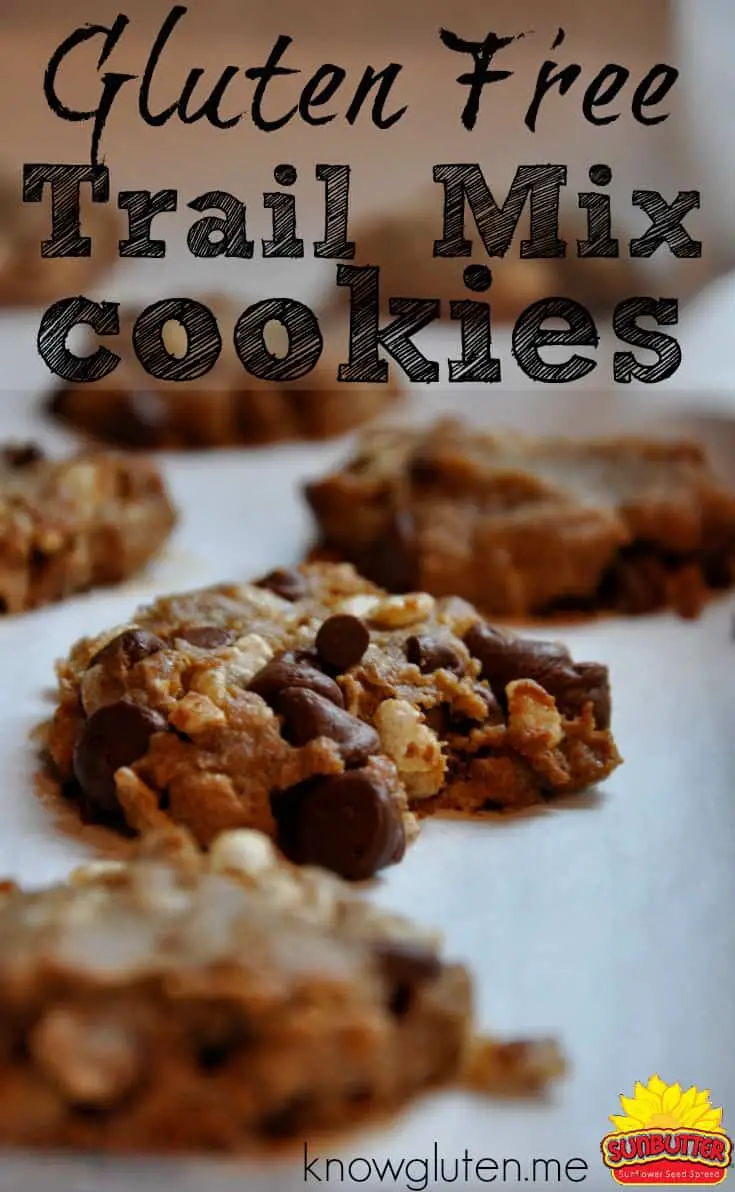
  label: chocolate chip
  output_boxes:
[390,825,407,864]
[461,683,500,718]
[565,662,611,729]
[374,940,442,1016]
[110,390,171,448]
[272,768,405,881]
[364,510,418,593]
[73,699,168,818]
[406,634,463,675]
[260,1093,313,1139]
[191,1008,252,1071]
[605,554,668,615]
[423,685,501,739]
[248,651,344,709]
[424,704,450,736]
[407,449,440,486]
[254,567,307,603]
[2,443,45,468]
[702,549,733,590]
[315,614,370,672]
[277,688,379,767]
[179,626,236,650]
[89,629,166,670]
[464,621,611,729]
[454,685,503,734]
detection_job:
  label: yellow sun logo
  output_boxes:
[601,1075,731,1186]
[610,1075,725,1135]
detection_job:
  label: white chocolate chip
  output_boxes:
[56,462,101,504]
[225,633,274,685]
[130,862,193,914]
[169,692,226,734]
[369,593,435,629]
[337,594,380,619]
[506,679,563,750]
[296,868,347,925]
[189,665,227,705]
[253,870,303,913]
[245,586,296,614]
[35,527,64,553]
[374,698,445,798]
[30,1009,143,1107]
[69,861,127,887]
[209,829,277,878]
[80,664,125,716]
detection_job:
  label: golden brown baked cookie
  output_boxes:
[0,173,120,308]
[0,828,564,1152]
[0,443,176,614]
[304,420,735,620]
[48,296,400,448]
[45,563,621,874]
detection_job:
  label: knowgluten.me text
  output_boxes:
[302,1142,589,1188]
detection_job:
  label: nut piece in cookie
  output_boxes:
[45,563,621,863]
[0,445,176,613]
[0,829,565,1152]
[304,420,735,620]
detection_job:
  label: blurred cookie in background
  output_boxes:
[0,173,120,308]
[0,443,175,614]
[47,294,401,449]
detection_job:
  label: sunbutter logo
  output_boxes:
[601,1075,731,1185]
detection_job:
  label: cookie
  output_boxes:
[48,296,399,449]
[326,198,643,321]
[0,173,120,308]
[304,420,735,619]
[0,443,176,614]
[45,563,621,873]
[0,827,564,1151]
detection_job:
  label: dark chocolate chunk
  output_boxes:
[374,939,442,1016]
[315,614,370,672]
[89,629,166,670]
[2,443,45,468]
[178,626,237,650]
[407,449,441,486]
[259,1094,314,1139]
[423,704,451,737]
[468,684,501,719]
[253,567,307,603]
[464,621,611,729]
[272,768,405,881]
[445,685,502,735]
[277,687,379,767]
[72,699,168,818]
[406,634,463,675]
[109,390,171,449]
[702,549,733,590]
[564,662,611,729]
[605,553,668,615]
[248,651,344,709]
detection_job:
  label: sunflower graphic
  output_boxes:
[610,1074,725,1135]
[601,1075,731,1186]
